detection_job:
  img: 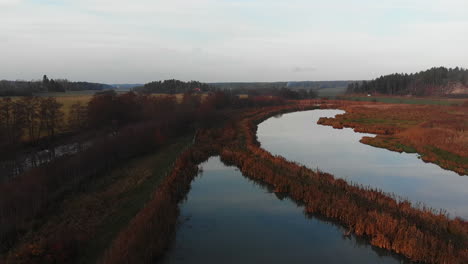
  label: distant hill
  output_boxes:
[347,67,468,97]
[210,81,351,97]
[211,81,351,90]
[111,84,144,91]
[210,82,286,90]
[134,79,211,94]
[286,81,351,90]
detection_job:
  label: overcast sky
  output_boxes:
[1,0,468,83]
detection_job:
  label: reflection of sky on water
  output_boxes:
[258,110,468,219]
[163,157,405,264]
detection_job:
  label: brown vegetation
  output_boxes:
[218,103,468,263]
[99,141,216,264]
[3,139,191,264]
[99,102,467,264]
[317,102,468,175]
[2,96,467,264]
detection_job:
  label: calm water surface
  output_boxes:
[257,110,468,219]
[162,157,407,264]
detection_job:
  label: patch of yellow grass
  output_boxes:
[55,95,93,117]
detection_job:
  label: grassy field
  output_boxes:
[341,95,466,105]
[55,95,94,116]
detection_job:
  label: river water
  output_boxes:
[162,157,408,264]
[257,110,468,219]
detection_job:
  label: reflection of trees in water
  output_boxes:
[216,158,413,264]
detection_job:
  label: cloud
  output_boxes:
[292,67,316,73]
[0,0,467,83]
[0,0,22,6]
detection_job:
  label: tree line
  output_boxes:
[0,75,112,96]
[0,89,289,175]
[211,80,350,91]
[134,79,211,94]
[347,67,468,96]
[134,79,319,99]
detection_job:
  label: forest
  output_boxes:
[346,67,468,96]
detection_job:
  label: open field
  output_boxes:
[55,95,94,117]
[318,102,468,175]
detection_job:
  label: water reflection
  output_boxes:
[162,157,409,264]
[257,110,468,219]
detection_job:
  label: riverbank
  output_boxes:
[257,109,468,218]
[317,102,468,175]
[219,103,467,263]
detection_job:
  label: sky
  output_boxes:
[1,0,468,83]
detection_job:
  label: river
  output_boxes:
[162,156,408,264]
[257,109,468,219]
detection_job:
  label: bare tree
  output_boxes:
[0,98,25,146]
[39,97,64,139]
[68,102,87,132]
[20,97,41,142]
